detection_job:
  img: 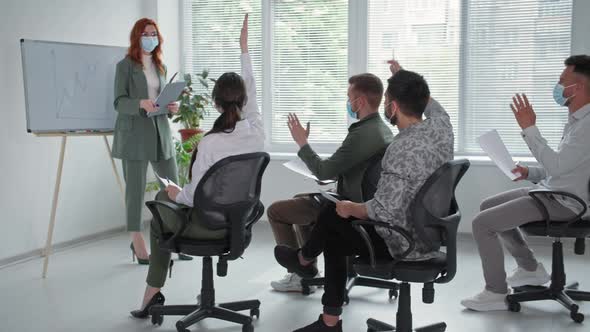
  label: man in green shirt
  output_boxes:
[268,73,394,293]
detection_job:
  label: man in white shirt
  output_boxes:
[462,55,590,311]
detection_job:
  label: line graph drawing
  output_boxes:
[50,47,116,120]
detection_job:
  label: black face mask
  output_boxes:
[389,114,397,126]
[383,104,397,126]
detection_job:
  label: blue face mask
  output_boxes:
[347,99,358,119]
[141,36,159,53]
[553,83,576,107]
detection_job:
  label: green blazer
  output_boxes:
[112,56,174,161]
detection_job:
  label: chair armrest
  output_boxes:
[528,190,588,233]
[316,179,337,186]
[350,219,416,268]
[145,200,191,245]
[309,192,346,206]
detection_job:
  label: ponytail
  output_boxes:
[206,102,242,136]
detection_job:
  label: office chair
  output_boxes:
[352,159,470,332]
[506,180,590,323]
[300,150,401,302]
[145,152,270,332]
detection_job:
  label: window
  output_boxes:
[270,0,349,150]
[181,0,263,131]
[462,0,572,155]
[367,0,461,148]
[182,0,573,156]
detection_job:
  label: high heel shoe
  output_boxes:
[130,292,165,319]
[130,243,150,265]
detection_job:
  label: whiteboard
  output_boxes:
[20,39,127,133]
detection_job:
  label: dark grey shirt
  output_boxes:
[366,99,454,260]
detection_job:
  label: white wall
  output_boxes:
[0,0,161,261]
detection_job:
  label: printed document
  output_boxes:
[477,129,521,180]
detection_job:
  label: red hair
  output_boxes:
[127,18,165,74]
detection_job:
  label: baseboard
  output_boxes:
[0,225,127,269]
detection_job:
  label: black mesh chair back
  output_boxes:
[408,159,470,282]
[193,152,269,230]
[361,148,386,201]
[191,152,270,259]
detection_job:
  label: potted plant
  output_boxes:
[145,134,203,192]
[174,69,215,142]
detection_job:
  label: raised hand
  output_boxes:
[510,93,536,130]
[240,13,248,54]
[287,113,310,148]
[387,59,402,76]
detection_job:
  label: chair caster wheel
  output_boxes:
[571,312,584,323]
[508,301,521,312]
[176,321,190,332]
[302,285,312,296]
[389,288,398,300]
[250,307,260,319]
[242,323,254,332]
[151,313,163,326]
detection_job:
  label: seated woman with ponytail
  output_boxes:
[131,14,264,319]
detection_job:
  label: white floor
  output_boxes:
[0,225,588,332]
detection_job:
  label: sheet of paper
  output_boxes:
[283,158,318,181]
[319,189,340,204]
[154,172,178,187]
[477,129,521,180]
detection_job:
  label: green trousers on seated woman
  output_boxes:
[146,190,227,288]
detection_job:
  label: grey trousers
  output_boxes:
[122,158,178,232]
[472,187,576,294]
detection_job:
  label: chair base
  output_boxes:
[366,282,445,332]
[150,300,259,332]
[507,282,589,323]
[367,319,446,332]
[149,256,260,332]
[301,275,399,303]
[505,241,590,323]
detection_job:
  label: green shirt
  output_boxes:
[298,113,394,203]
[111,56,174,161]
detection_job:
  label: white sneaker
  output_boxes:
[506,263,551,288]
[270,273,316,293]
[461,289,509,311]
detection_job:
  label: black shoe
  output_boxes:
[130,243,150,265]
[130,292,165,319]
[177,253,193,261]
[293,315,343,332]
[274,245,318,279]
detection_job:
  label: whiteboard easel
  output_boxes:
[35,131,124,278]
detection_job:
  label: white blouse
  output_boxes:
[175,53,265,206]
[142,53,160,100]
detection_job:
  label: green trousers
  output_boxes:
[146,190,227,288]
[122,158,178,232]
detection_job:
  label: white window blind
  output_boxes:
[181,0,263,132]
[368,0,462,144]
[463,0,572,155]
[270,0,349,148]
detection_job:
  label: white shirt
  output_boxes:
[522,103,590,214]
[142,53,160,100]
[175,53,265,206]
